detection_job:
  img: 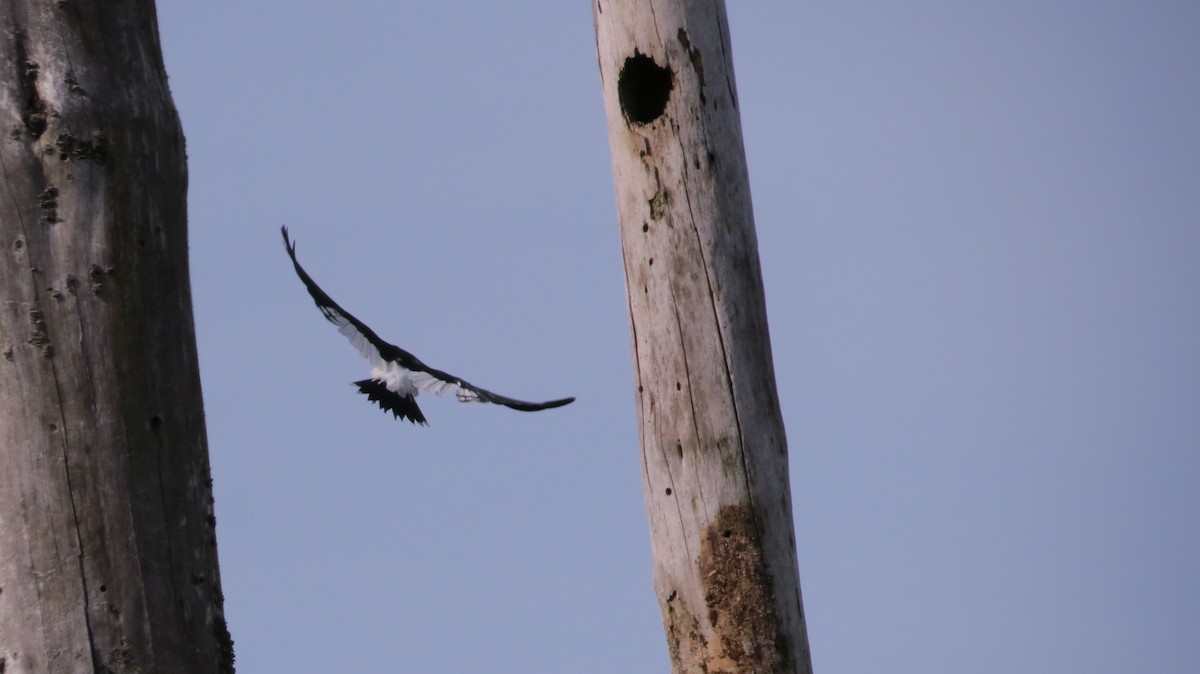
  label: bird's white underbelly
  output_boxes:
[372,363,419,397]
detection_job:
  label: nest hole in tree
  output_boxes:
[618,51,673,125]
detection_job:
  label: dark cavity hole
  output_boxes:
[722,530,733,538]
[618,51,673,125]
[665,488,673,496]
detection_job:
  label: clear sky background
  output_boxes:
[157,2,1199,672]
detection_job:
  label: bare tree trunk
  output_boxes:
[593,2,813,672]
[0,2,233,672]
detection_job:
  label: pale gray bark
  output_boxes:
[593,2,813,672]
[0,2,232,672]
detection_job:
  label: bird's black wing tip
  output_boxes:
[490,394,575,412]
[542,396,575,410]
[281,225,296,256]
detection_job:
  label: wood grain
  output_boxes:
[0,2,232,672]
[593,2,813,671]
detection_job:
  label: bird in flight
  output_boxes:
[282,226,575,425]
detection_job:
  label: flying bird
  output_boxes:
[282,226,574,425]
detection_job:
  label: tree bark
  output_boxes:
[593,2,813,672]
[0,2,233,672]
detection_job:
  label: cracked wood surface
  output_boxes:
[594,1,813,672]
[0,2,232,672]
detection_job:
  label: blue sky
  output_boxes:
[158,3,1199,672]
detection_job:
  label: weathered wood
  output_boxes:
[592,2,813,672]
[0,2,233,672]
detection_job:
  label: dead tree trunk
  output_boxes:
[0,2,233,672]
[593,2,813,672]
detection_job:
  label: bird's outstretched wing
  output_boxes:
[282,226,575,417]
[282,225,419,370]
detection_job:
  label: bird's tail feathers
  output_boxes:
[354,378,428,426]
